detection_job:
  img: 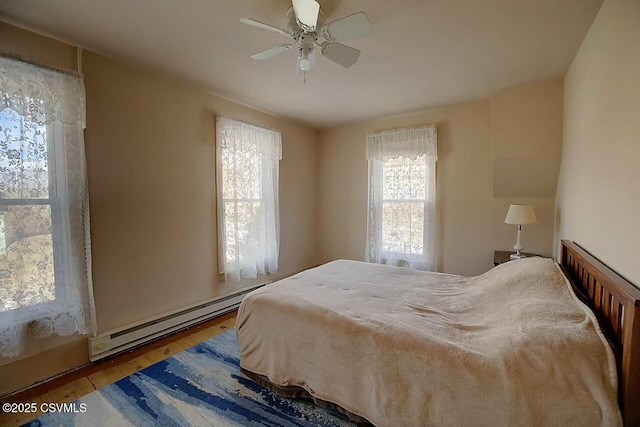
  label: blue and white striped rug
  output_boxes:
[26,330,352,426]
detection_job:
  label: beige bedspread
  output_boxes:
[236,258,621,426]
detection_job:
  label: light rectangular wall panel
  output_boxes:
[490,78,564,197]
[492,156,561,197]
[555,0,640,286]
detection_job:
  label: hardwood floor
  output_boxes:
[0,311,237,426]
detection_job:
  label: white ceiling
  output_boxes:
[0,0,602,129]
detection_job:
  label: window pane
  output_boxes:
[381,202,424,255]
[0,205,54,312]
[221,147,262,200]
[382,155,426,200]
[223,200,262,265]
[216,116,281,280]
[0,108,49,199]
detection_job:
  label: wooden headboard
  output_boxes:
[560,240,640,426]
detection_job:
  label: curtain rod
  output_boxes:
[369,124,437,137]
[0,51,83,78]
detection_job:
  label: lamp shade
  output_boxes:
[504,204,537,225]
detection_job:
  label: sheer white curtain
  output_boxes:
[216,116,281,282]
[366,125,437,271]
[0,56,95,357]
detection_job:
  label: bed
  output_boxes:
[236,241,640,426]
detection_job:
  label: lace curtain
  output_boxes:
[366,125,437,271]
[0,56,95,357]
[216,116,281,282]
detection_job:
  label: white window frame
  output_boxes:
[378,155,430,263]
[0,116,66,311]
[366,125,437,271]
[215,116,281,282]
[0,56,94,358]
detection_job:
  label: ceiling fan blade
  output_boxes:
[320,12,371,42]
[292,0,320,32]
[251,44,294,60]
[240,18,289,35]
[321,43,361,68]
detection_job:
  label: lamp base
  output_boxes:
[510,253,527,260]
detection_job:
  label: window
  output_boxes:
[0,109,56,311]
[0,57,95,357]
[216,116,281,282]
[366,126,437,271]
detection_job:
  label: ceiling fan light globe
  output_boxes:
[299,58,311,71]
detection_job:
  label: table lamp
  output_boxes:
[504,204,537,260]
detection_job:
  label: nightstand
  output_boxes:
[494,250,542,266]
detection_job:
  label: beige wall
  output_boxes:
[0,21,77,70]
[0,21,318,394]
[317,99,557,277]
[83,52,318,333]
[555,0,640,286]
[491,78,564,197]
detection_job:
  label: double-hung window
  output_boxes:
[216,116,281,282]
[366,125,437,271]
[0,57,95,357]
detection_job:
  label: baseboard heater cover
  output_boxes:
[88,284,266,361]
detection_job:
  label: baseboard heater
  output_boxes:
[88,283,267,362]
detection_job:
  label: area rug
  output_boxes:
[25,330,352,426]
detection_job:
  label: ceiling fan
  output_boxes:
[240,0,371,77]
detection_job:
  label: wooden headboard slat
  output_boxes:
[560,240,640,426]
[612,302,622,342]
